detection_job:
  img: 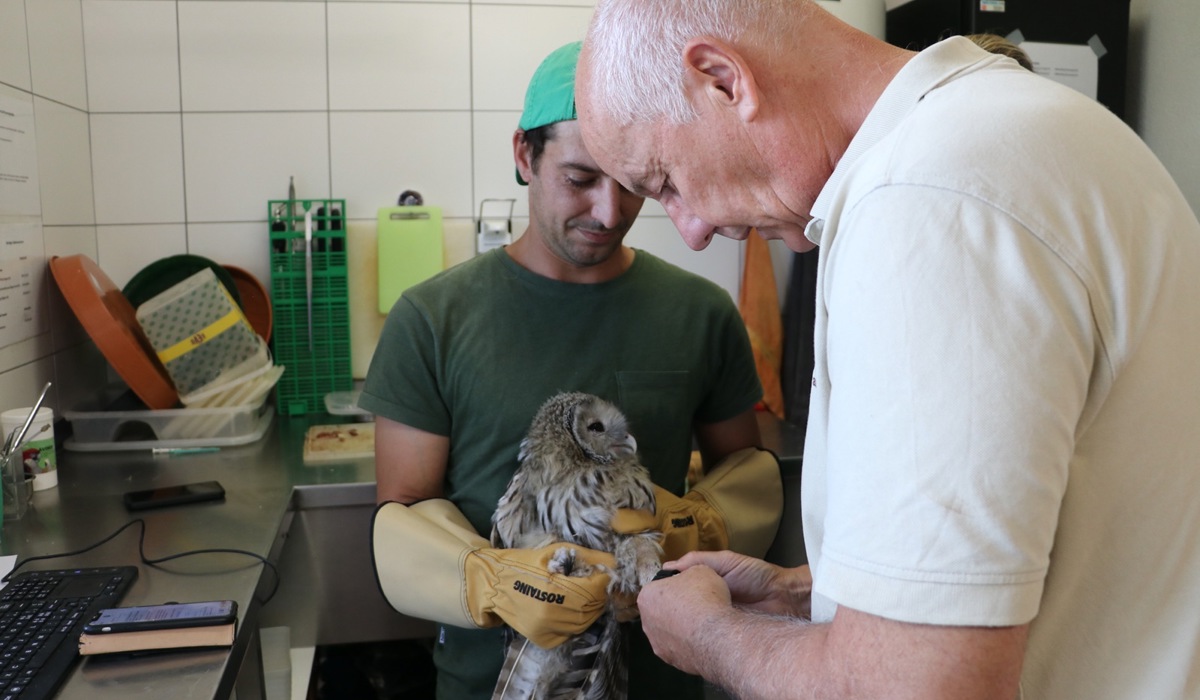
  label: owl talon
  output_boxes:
[547,546,574,575]
[548,546,598,577]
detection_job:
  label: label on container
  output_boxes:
[21,437,55,473]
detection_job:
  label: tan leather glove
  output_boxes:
[611,447,783,561]
[371,498,616,648]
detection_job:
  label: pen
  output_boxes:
[151,447,220,457]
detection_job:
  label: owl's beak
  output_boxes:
[614,433,637,458]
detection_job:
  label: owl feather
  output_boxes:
[491,392,663,700]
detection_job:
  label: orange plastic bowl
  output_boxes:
[223,265,272,343]
[49,255,179,410]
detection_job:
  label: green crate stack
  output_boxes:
[268,199,352,415]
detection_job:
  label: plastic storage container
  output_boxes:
[268,199,353,416]
[63,397,274,451]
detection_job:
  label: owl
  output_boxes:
[490,392,663,700]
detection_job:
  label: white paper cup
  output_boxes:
[2,406,57,491]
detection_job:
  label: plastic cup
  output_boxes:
[2,449,34,520]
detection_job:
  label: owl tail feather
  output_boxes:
[491,617,627,700]
[492,635,536,700]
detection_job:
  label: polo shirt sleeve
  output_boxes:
[816,185,1095,627]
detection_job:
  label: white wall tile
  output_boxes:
[42,226,97,261]
[26,0,88,109]
[328,3,470,110]
[34,97,94,226]
[178,1,327,112]
[625,207,742,301]
[187,222,271,298]
[83,0,180,113]
[0,0,31,91]
[329,0,465,3]
[442,215,476,269]
[472,110,526,220]
[330,110,472,219]
[472,0,591,5]
[183,111,329,223]
[91,114,185,224]
[96,223,186,289]
[472,0,595,4]
[0,334,54,392]
[0,356,57,416]
[472,5,593,112]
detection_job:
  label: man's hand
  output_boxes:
[640,556,1028,700]
[673,550,812,619]
[635,552,812,679]
[636,564,737,676]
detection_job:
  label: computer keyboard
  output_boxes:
[0,566,138,700]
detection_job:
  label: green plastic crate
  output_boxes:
[268,199,352,416]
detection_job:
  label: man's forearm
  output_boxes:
[703,609,827,700]
[701,606,1028,700]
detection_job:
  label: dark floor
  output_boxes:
[312,640,436,700]
[308,639,732,700]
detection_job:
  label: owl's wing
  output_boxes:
[491,465,532,548]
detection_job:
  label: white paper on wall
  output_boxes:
[0,222,47,349]
[1021,41,1101,101]
[0,89,40,218]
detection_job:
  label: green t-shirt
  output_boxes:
[360,248,761,700]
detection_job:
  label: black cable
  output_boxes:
[2,518,281,605]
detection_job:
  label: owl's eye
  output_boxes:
[587,421,605,433]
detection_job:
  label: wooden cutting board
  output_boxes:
[303,423,375,463]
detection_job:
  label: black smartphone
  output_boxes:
[123,480,226,511]
[83,600,238,634]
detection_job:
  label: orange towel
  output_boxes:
[738,232,785,419]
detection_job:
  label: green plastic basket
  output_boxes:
[268,199,352,416]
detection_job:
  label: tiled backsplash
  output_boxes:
[0,0,747,411]
[3,0,1198,421]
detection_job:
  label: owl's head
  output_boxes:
[533,392,638,465]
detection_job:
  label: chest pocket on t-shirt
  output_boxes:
[617,370,694,490]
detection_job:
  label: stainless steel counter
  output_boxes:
[0,412,805,699]
[0,416,369,700]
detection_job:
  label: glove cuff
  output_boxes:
[371,499,488,629]
[689,447,783,558]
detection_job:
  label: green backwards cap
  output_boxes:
[516,41,581,185]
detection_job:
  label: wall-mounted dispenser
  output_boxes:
[476,198,516,255]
